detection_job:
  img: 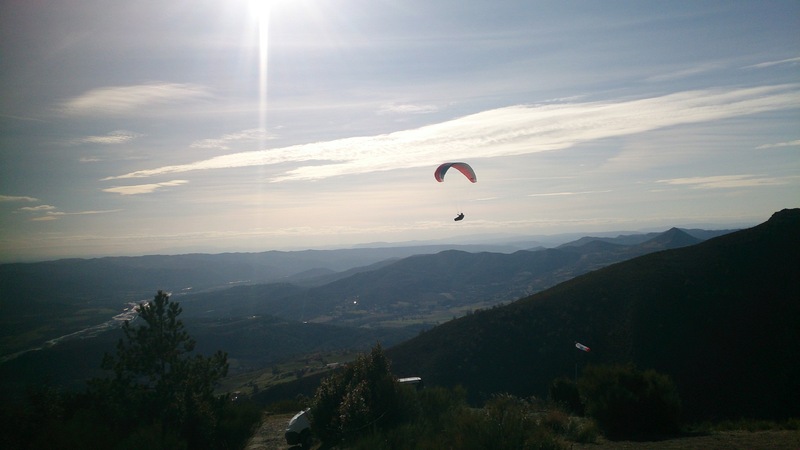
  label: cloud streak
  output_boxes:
[0,195,39,202]
[58,83,211,116]
[30,209,122,221]
[103,180,189,195]
[745,56,800,69]
[190,128,274,151]
[528,190,613,197]
[19,205,56,212]
[378,102,441,114]
[69,130,142,145]
[102,85,800,184]
[756,139,800,150]
[657,174,796,189]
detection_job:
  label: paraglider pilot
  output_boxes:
[454,213,465,221]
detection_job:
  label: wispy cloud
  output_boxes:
[646,62,724,82]
[744,56,800,69]
[528,190,613,197]
[756,139,800,150]
[0,195,39,202]
[190,128,274,151]
[13,204,122,221]
[103,180,189,195]
[58,83,211,116]
[378,102,440,114]
[102,85,800,183]
[657,174,793,189]
[30,209,122,221]
[69,130,142,145]
[19,204,56,212]
[0,113,47,123]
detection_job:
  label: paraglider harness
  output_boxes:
[454,213,465,221]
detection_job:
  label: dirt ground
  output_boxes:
[570,430,800,450]
[244,412,303,450]
[246,413,800,450]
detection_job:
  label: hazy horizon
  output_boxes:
[2,216,759,264]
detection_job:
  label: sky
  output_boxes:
[1,0,798,262]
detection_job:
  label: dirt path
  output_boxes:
[244,412,297,450]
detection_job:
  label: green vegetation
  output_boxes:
[89,290,230,449]
[578,364,681,439]
[0,292,261,450]
[548,364,681,439]
[310,344,604,449]
[218,350,361,396]
[307,345,693,448]
[311,344,402,444]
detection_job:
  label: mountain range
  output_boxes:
[0,227,729,358]
[175,227,719,328]
[384,208,800,421]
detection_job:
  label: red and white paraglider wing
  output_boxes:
[434,162,477,183]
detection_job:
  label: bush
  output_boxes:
[216,400,264,450]
[311,346,593,449]
[446,394,565,450]
[548,377,584,415]
[311,344,401,444]
[578,364,681,439]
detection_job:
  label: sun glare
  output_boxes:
[247,0,273,148]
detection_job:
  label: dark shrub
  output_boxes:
[578,364,681,439]
[311,344,401,444]
[548,377,584,415]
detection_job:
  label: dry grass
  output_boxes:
[569,430,800,450]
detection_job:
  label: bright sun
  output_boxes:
[247,0,272,137]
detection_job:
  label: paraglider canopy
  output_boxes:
[434,162,477,183]
[436,162,475,222]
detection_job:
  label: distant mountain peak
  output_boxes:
[639,227,700,249]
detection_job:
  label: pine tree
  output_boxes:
[311,344,400,444]
[91,290,229,449]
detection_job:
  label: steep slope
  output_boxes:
[387,209,800,421]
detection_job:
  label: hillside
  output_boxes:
[0,244,521,356]
[386,209,800,421]
[178,227,711,326]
